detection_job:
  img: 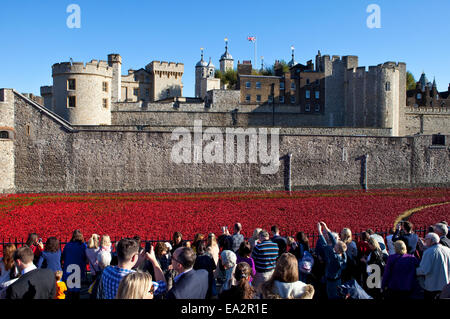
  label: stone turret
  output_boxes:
[219,38,234,73]
[51,59,113,125]
[108,54,122,102]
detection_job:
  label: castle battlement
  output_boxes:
[146,61,184,73]
[52,60,113,77]
[40,86,52,95]
[378,61,406,70]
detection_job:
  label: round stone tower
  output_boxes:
[195,48,208,98]
[52,59,113,125]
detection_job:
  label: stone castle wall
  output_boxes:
[4,91,449,194]
[404,107,450,135]
[0,89,15,193]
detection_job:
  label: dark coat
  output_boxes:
[439,236,450,249]
[167,269,209,299]
[6,268,56,299]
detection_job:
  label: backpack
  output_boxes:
[299,251,314,274]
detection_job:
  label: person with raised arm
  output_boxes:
[316,221,347,299]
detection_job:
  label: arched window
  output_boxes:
[0,131,9,139]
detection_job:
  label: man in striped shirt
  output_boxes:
[251,230,279,291]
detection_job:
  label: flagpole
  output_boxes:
[254,37,257,71]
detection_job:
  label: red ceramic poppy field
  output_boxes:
[0,188,449,244]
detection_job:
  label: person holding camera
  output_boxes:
[25,233,44,266]
[392,221,419,255]
[97,238,166,299]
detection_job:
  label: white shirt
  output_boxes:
[416,244,450,292]
[273,280,307,298]
[174,268,193,283]
[21,264,37,275]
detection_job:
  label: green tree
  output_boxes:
[407,71,416,91]
[215,69,237,89]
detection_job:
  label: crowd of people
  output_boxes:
[0,220,449,300]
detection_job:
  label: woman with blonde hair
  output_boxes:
[360,237,386,299]
[340,228,358,282]
[86,234,101,278]
[100,235,112,253]
[261,252,314,299]
[206,233,220,266]
[381,240,420,299]
[116,270,155,299]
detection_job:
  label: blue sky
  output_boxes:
[0,0,449,96]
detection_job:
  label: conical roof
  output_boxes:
[419,72,428,91]
[196,50,208,68]
[207,57,215,69]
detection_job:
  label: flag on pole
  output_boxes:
[247,36,256,42]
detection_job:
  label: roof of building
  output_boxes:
[207,57,215,69]
[220,45,233,60]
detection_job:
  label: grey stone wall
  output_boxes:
[0,89,15,193]
[8,92,450,194]
[404,108,450,135]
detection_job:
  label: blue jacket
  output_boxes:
[62,241,87,291]
[37,250,62,272]
[316,231,347,281]
[393,230,418,255]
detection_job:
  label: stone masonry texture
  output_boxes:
[1,91,448,194]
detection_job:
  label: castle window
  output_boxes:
[315,91,320,99]
[291,82,295,90]
[315,104,320,112]
[245,94,251,102]
[417,93,422,99]
[67,96,76,108]
[256,82,261,89]
[134,88,139,96]
[280,82,285,90]
[432,134,445,146]
[279,96,285,103]
[306,90,310,99]
[102,98,108,109]
[67,79,76,90]
[0,131,8,139]
[256,95,261,102]
[385,82,391,91]
[145,89,149,97]
[102,82,108,92]
[290,96,295,104]
[246,82,251,89]
[305,103,311,112]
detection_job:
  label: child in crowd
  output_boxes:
[55,270,67,299]
[100,235,112,253]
